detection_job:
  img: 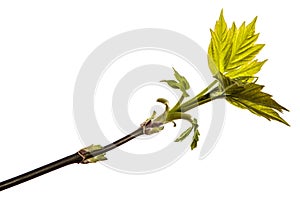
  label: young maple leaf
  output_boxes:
[207,10,289,126]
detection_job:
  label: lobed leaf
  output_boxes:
[207,11,289,126]
[215,73,289,125]
[208,9,234,75]
[227,97,289,126]
[208,10,265,81]
[227,83,288,112]
[226,59,267,79]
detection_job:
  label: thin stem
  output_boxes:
[0,80,222,192]
[0,128,143,192]
[181,80,218,109]
[167,112,193,123]
[0,153,82,192]
[169,94,184,113]
[180,93,213,112]
[174,86,222,113]
[181,93,224,112]
[86,128,143,159]
[193,80,218,101]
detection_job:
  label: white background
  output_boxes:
[0,0,299,198]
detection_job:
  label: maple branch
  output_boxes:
[0,128,143,191]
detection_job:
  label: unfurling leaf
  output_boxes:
[83,154,107,164]
[173,67,190,90]
[189,119,200,150]
[161,68,190,97]
[174,118,201,150]
[175,127,193,142]
[191,128,200,150]
[160,80,181,89]
[192,118,199,129]
[79,144,107,164]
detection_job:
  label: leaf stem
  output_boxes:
[169,94,184,112]
[174,85,222,113]
[180,80,218,109]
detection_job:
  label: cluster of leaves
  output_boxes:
[175,118,200,150]
[208,10,289,126]
[159,10,289,151]
[161,68,200,150]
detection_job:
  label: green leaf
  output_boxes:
[172,67,190,90]
[160,80,181,89]
[208,9,233,75]
[161,68,190,97]
[175,126,193,142]
[215,70,289,126]
[84,154,107,163]
[227,83,288,112]
[226,59,267,80]
[208,10,265,81]
[224,80,289,126]
[191,128,200,150]
[227,17,263,71]
[179,86,190,97]
[79,144,108,164]
[227,97,290,126]
[192,118,199,129]
[174,118,200,150]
